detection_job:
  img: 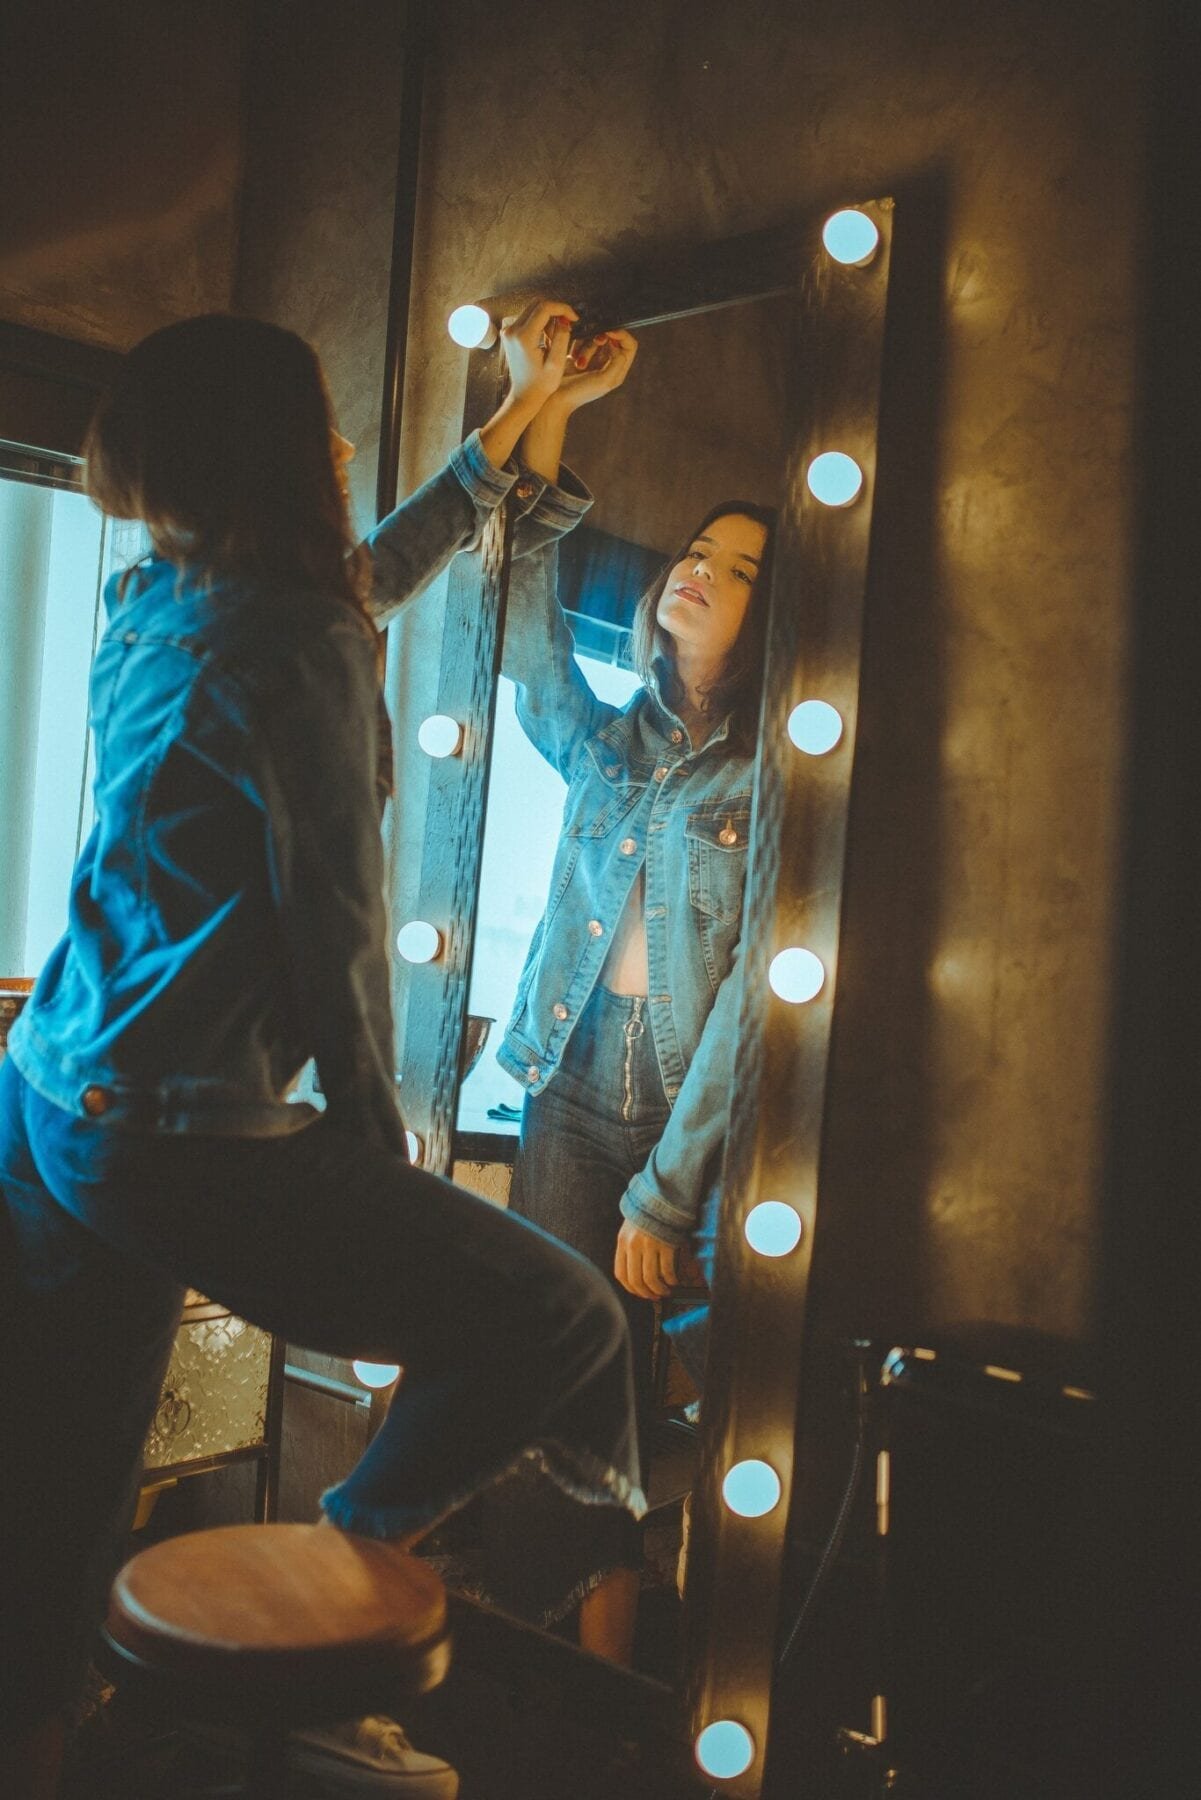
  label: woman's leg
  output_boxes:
[0,1060,184,1756]
[20,1071,642,1545]
[482,988,670,1658]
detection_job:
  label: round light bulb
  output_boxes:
[447,304,497,350]
[768,947,825,1003]
[404,1131,423,1165]
[417,714,464,758]
[695,1720,755,1780]
[352,1360,400,1390]
[722,1459,782,1518]
[396,920,442,964]
[787,699,843,756]
[806,452,864,508]
[822,208,880,267]
[744,1200,804,1257]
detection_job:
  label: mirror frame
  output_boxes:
[392,201,895,1797]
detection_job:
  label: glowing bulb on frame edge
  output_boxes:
[417,714,464,758]
[822,208,880,266]
[352,1360,400,1389]
[745,1201,804,1257]
[722,1459,782,1518]
[806,451,864,507]
[396,920,442,964]
[447,304,497,350]
[768,947,825,1003]
[695,1720,756,1780]
[788,700,843,755]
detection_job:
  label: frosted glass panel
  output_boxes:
[143,1313,273,1469]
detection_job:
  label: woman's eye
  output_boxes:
[735,568,753,584]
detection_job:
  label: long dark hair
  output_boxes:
[84,314,369,623]
[629,499,777,750]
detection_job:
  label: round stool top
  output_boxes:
[105,1524,449,1717]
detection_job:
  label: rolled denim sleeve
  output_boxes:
[258,622,406,1156]
[619,941,745,1245]
[510,460,593,558]
[502,540,617,782]
[365,430,519,628]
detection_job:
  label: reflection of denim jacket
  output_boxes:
[499,528,752,1249]
[8,431,559,1151]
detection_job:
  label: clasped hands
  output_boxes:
[499,297,638,417]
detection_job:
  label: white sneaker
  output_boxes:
[289,1716,459,1797]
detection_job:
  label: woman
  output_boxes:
[473,327,776,1663]
[0,306,644,1800]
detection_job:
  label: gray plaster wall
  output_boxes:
[394,0,1141,1345]
[0,1,245,347]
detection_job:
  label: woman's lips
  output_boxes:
[674,583,708,606]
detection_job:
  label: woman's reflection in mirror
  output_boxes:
[472,314,776,1663]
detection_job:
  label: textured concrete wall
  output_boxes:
[395,0,1141,1344]
[233,1,407,536]
[0,1,245,348]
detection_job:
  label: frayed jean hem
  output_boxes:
[320,1438,647,1544]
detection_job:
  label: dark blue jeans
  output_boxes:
[471,985,685,1626]
[0,1056,642,1728]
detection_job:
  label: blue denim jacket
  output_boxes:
[8,432,572,1150]
[498,530,753,1248]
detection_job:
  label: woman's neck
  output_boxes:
[668,644,724,735]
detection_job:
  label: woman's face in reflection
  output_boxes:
[655,512,768,667]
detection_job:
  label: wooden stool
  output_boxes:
[102,1523,451,1798]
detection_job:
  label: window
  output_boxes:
[0,444,145,977]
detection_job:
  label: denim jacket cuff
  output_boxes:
[449,428,521,510]
[620,1182,693,1248]
[518,460,594,531]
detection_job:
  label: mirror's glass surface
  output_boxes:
[458,294,792,1136]
[443,291,795,1680]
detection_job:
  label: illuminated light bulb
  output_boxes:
[352,1360,400,1389]
[822,208,881,267]
[787,699,843,755]
[806,451,864,507]
[447,304,497,350]
[404,1131,423,1165]
[417,714,464,758]
[396,920,442,963]
[722,1459,782,1518]
[744,1200,803,1257]
[695,1720,755,1780]
[768,946,825,1003]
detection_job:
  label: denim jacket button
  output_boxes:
[654,766,668,781]
[553,1002,569,1020]
[719,822,739,846]
[514,478,537,502]
[619,837,637,855]
[526,1062,540,1081]
[587,919,604,937]
[81,1085,112,1117]
[670,729,684,744]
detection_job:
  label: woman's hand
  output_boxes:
[517,327,638,485]
[555,329,638,413]
[499,299,578,409]
[478,300,577,471]
[614,1218,682,1300]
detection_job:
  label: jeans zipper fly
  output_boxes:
[622,997,646,1122]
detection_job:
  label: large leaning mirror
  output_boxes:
[393,208,893,1797]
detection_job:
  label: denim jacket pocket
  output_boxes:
[564,752,643,839]
[686,803,751,925]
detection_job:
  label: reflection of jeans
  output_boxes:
[473,985,671,1625]
[0,1056,641,1727]
[661,1174,721,1393]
